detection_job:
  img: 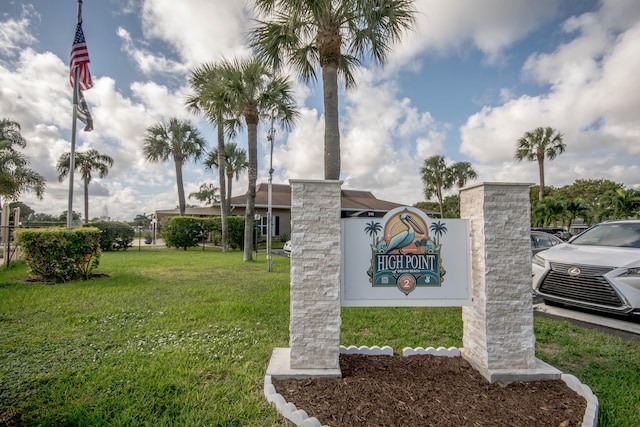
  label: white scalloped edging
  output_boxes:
[340,345,394,355]
[561,374,599,427]
[264,346,598,427]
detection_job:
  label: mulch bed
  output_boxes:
[273,354,587,427]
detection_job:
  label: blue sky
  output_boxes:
[1,0,639,221]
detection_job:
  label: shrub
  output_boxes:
[86,221,135,251]
[15,227,101,282]
[163,217,208,250]
[162,216,244,250]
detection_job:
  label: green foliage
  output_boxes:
[163,217,208,250]
[14,227,101,282]
[86,221,135,251]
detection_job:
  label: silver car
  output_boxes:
[532,220,640,316]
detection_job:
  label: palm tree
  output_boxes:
[188,182,219,206]
[0,118,27,149]
[213,56,298,261]
[515,127,565,201]
[251,0,416,180]
[429,221,447,246]
[142,118,206,216]
[364,220,382,246]
[0,149,45,210]
[420,155,454,219]
[451,161,478,188]
[186,63,241,252]
[602,188,640,220]
[562,197,588,230]
[204,142,248,218]
[531,197,565,227]
[57,149,114,224]
[0,118,45,209]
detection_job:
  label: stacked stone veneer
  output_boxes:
[460,183,536,372]
[289,180,342,370]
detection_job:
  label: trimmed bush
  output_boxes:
[15,227,101,282]
[85,221,135,251]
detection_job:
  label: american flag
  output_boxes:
[70,22,93,90]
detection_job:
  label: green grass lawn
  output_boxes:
[1,249,639,426]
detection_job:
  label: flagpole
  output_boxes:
[67,0,83,228]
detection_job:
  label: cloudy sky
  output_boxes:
[1,0,639,221]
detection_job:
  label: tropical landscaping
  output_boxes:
[1,249,639,426]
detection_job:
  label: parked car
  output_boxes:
[283,240,291,257]
[531,227,572,241]
[532,220,640,316]
[531,231,563,255]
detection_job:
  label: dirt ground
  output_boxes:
[273,354,587,427]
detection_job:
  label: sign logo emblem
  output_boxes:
[365,207,446,295]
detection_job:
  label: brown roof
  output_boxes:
[228,183,403,212]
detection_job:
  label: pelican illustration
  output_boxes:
[385,213,424,254]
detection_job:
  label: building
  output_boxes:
[155,183,406,238]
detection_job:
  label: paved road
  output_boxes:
[533,301,640,342]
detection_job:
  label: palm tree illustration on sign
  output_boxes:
[364,221,382,246]
[429,221,448,246]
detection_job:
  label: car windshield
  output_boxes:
[571,222,640,248]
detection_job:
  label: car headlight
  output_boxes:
[532,254,546,268]
[619,267,640,277]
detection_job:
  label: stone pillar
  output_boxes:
[460,183,537,381]
[289,179,342,370]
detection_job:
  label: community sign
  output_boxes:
[341,207,471,307]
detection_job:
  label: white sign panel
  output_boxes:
[341,207,472,307]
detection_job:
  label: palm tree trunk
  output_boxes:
[537,152,545,201]
[175,161,186,216]
[226,170,233,214]
[322,62,341,180]
[244,111,259,261]
[83,177,89,224]
[217,120,228,252]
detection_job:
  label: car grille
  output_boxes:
[539,262,624,308]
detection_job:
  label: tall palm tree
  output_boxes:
[420,155,454,219]
[515,127,565,201]
[57,149,114,224]
[251,0,416,180]
[214,56,298,261]
[451,161,478,188]
[204,142,248,217]
[186,63,240,252]
[0,118,44,209]
[142,118,206,216]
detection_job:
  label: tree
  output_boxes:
[515,127,565,200]
[186,63,240,252]
[364,220,382,246]
[531,197,565,227]
[420,155,454,219]
[251,0,416,180]
[142,118,206,216]
[204,142,248,216]
[0,119,45,209]
[450,162,478,188]
[188,182,220,206]
[601,188,640,220]
[57,149,114,224]
[212,56,298,261]
[132,213,152,229]
[562,198,589,230]
[555,179,622,225]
